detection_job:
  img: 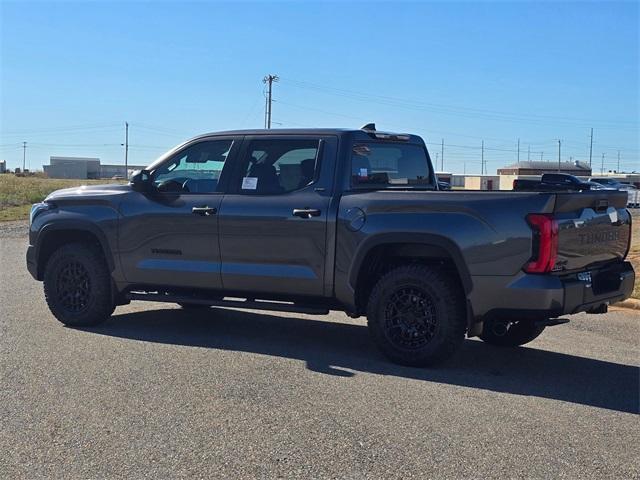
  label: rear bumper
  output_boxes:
[469,261,635,320]
[562,261,635,314]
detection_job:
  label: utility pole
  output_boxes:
[557,139,561,172]
[435,152,439,167]
[517,138,520,164]
[124,122,129,178]
[617,150,620,173]
[22,141,27,172]
[441,139,444,171]
[601,153,605,174]
[263,74,279,129]
[540,151,544,161]
[527,145,530,161]
[481,140,485,174]
[589,127,593,167]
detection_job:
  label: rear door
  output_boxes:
[118,137,240,289]
[217,135,338,297]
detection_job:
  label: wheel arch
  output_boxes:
[348,233,473,315]
[34,221,115,280]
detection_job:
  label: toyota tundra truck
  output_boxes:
[26,125,635,366]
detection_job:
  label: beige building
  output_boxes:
[464,175,500,190]
[498,160,591,176]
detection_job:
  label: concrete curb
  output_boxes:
[612,298,640,311]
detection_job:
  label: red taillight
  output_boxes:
[524,214,558,273]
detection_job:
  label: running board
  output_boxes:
[125,292,330,315]
[535,318,570,328]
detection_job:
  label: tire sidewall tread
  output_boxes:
[43,242,114,327]
[367,264,466,367]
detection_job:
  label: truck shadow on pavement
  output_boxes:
[90,307,639,414]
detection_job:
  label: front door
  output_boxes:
[218,135,337,297]
[118,137,239,290]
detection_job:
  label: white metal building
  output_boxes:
[43,157,145,179]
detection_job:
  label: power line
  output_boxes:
[124,122,129,177]
[617,150,620,172]
[589,127,593,167]
[280,77,638,128]
[275,97,637,156]
[557,139,561,172]
[263,74,279,129]
[2,123,122,136]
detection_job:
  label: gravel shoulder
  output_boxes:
[0,220,28,238]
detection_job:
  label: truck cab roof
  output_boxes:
[190,128,425,144]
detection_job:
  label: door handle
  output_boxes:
[293,208,321,218]
[192,206,217,216]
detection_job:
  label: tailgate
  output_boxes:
[553,191,631,272]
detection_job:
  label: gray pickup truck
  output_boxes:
[26,125,635,366]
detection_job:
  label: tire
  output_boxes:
[43,242,115,327]
[480,318,545,347]
[366,264,467,367]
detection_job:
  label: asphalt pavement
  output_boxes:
[1,223,638,479]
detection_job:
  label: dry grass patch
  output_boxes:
[0,174,124,221]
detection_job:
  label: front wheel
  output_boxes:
[480,318,545,347]
[43,243,115,327]
[366,265,467,367]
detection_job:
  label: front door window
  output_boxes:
[152,139,234,194]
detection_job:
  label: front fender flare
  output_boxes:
[34,220,116,278]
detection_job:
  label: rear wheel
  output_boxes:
[480,318,545,347]
[366,265,467,367]
[43,243,114,327]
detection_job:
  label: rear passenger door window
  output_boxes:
[235,139,320,194]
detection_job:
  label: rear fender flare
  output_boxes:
[348,233,473,295]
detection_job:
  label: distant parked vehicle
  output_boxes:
[437,180,452,190]
[513,173,592,192]
[589,178,624,190]
[585,181,607,190]
[618,184,639,207]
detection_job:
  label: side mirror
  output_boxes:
[129,170,152,192]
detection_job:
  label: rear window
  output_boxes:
[351,143,434,189]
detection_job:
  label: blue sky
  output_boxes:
[1,1,638,174]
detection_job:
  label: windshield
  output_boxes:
[351,142,434,189]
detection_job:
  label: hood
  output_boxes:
[45,183,132,202]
